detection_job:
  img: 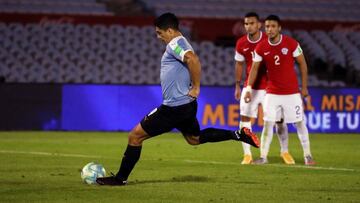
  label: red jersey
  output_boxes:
[253,35,303,95]
[234,32,267,90]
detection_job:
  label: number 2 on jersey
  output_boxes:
[274,55,280,65]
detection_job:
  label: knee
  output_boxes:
[276,125,284,134]
[128,129,146,146]
[187,140,200,146]
[264,121,275,130]
[185,136,200,145]
[276,122,286,133]
[295,121,304,128]
[128,133,142,146]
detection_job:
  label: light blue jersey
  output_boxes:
[160,36,194,107]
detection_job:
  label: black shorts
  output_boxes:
[140,100,200,137]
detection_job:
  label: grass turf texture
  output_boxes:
[0,132,359,203]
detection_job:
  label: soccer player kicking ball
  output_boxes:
[234,12,294,165]
[244,15,315,165]
[96,13,260,186]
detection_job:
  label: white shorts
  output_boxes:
[240,89,266,118]
[263,93,304,123]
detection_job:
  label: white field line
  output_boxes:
[0,150,356,172]
[0,150,105,159]
[184,159,357,172]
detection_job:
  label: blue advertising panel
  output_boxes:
[62,85,360,133]
[304,88,359,133]
[62,85,162,131]
[198,87,360,133]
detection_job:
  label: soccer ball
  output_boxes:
[81,162,106,184]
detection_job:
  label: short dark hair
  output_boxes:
[265,15,281,24]
[244,12,260,20]
[154,12,179,30]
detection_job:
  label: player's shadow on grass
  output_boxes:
[129,175,211,185]
[129,175,261,186]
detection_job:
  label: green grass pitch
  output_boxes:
[0,132,359,202]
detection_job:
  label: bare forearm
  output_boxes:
[247,62,260,87]
[235,61,243,87]
[299,63,308,89]
[296,55,308,90]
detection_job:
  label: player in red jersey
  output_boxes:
[234,12,294,164]
[244,15,315,165]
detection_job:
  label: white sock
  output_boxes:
[240,121,252,155]
[276,121,289,153]
[260,121,275,159]
[295,121,312,157]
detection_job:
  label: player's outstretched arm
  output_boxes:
[235,61,244,101]
[295,54,309,98]
[184,51,201,98]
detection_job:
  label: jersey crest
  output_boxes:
[281,48,288,55]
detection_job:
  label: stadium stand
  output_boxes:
[0,1,359,86]
[0,22,230,85]
[0,0,113,15]
[0,22,358,86]
[142,0,360,22]
[0,0,148,16]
